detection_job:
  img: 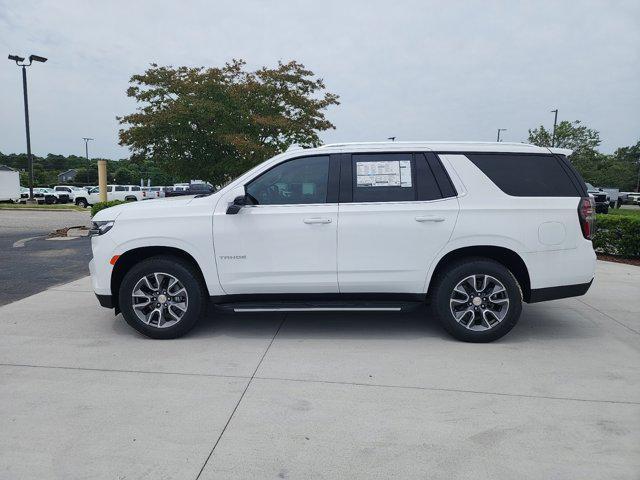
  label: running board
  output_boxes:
[215,301,422,313]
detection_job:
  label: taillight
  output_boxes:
[578,197,594,240]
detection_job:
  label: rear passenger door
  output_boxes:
[337,152,459,293]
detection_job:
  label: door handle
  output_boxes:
[303,218,332,224]
[415,215,445,223]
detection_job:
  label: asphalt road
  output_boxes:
[0,210,92,306]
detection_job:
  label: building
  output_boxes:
[57,169,77,183]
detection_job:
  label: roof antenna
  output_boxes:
[387,136,396,142]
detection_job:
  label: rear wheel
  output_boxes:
[118,256,207,339]
[432,258,522,342]
[76,198,88,208]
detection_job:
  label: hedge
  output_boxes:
[90,200,125,217]
[592,214,640,258]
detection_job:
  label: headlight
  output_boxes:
[89,220,115,236]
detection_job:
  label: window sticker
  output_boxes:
[356,160,412,188]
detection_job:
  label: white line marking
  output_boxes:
[12,236,42,248]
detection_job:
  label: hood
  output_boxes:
[93,196,197,221]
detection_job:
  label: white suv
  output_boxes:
[89,142,596,342]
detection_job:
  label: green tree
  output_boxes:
[118,59,340,185]
[528,120,601,154]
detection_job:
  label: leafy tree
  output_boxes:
[118,59,340,185]
[528,120,601,154]
[114,164,138,184]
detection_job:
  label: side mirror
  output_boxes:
[226,195,247,215]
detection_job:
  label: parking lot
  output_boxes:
[0,209,91,305]
[0,249,638,478]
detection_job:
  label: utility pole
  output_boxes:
[8,54,47,202]
[82,137,94,183]
[497,129,507,142]
[551,109,558,147]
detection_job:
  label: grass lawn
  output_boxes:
[0,202,87,212]
[607,206,640,217]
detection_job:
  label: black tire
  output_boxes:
[76,198,88,208]
[118,256,207,339]
[432,258,522,343]
[125,196,137,202]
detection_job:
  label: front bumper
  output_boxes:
[95,294,114,308]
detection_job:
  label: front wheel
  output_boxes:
[432,258,522,342]
[76,198,88,208]
[119,256,207,339]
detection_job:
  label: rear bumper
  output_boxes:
[528,278,593,303]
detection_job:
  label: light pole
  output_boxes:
[551,109,558,147]
[497,129,507,142]
[82,137,94,183]
[8,54,47,203]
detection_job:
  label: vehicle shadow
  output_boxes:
[163,302,592,343]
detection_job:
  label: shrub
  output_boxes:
[91,200,125,217]
[593,214,640,258]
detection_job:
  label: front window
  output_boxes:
[246,155,330,205]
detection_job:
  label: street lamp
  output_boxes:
[496,129,507,142]
[8,53,48,203]
[82,137,94,183]
[551,109,558,147]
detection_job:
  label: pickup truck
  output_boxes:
[74,185,144,207]
[164,182,214,197]
[586,183,609,213]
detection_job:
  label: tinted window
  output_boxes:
[114,186,125,192]
[246,155,329,205]
[130,186,140,191]
[466,154,581,197]
[352,153,415,202]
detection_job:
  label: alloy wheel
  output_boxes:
[131,272,189,328]
[449,274,510,331]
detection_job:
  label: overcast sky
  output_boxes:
[1,0,638,159]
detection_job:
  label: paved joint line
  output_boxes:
[577,298,640,335]
[195,314,288,480]
[252,375,640,406]
[0,363,251,380]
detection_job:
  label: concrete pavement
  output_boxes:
[0,261,638,479]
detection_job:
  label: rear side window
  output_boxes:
[352,153,415,202]
[465,154,581,197]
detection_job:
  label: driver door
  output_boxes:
[213,154,340,295]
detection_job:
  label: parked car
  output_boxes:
[142,186,168,200]
[89,141,596,343]
[53,185,88,203]
[164,182,215,197]
[75,185,144,207]
[31,188,61,204]
[625,192,640,205]
[585,183,609,213]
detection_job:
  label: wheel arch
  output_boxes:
[426,245,532,302]
[111,246,209,311]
